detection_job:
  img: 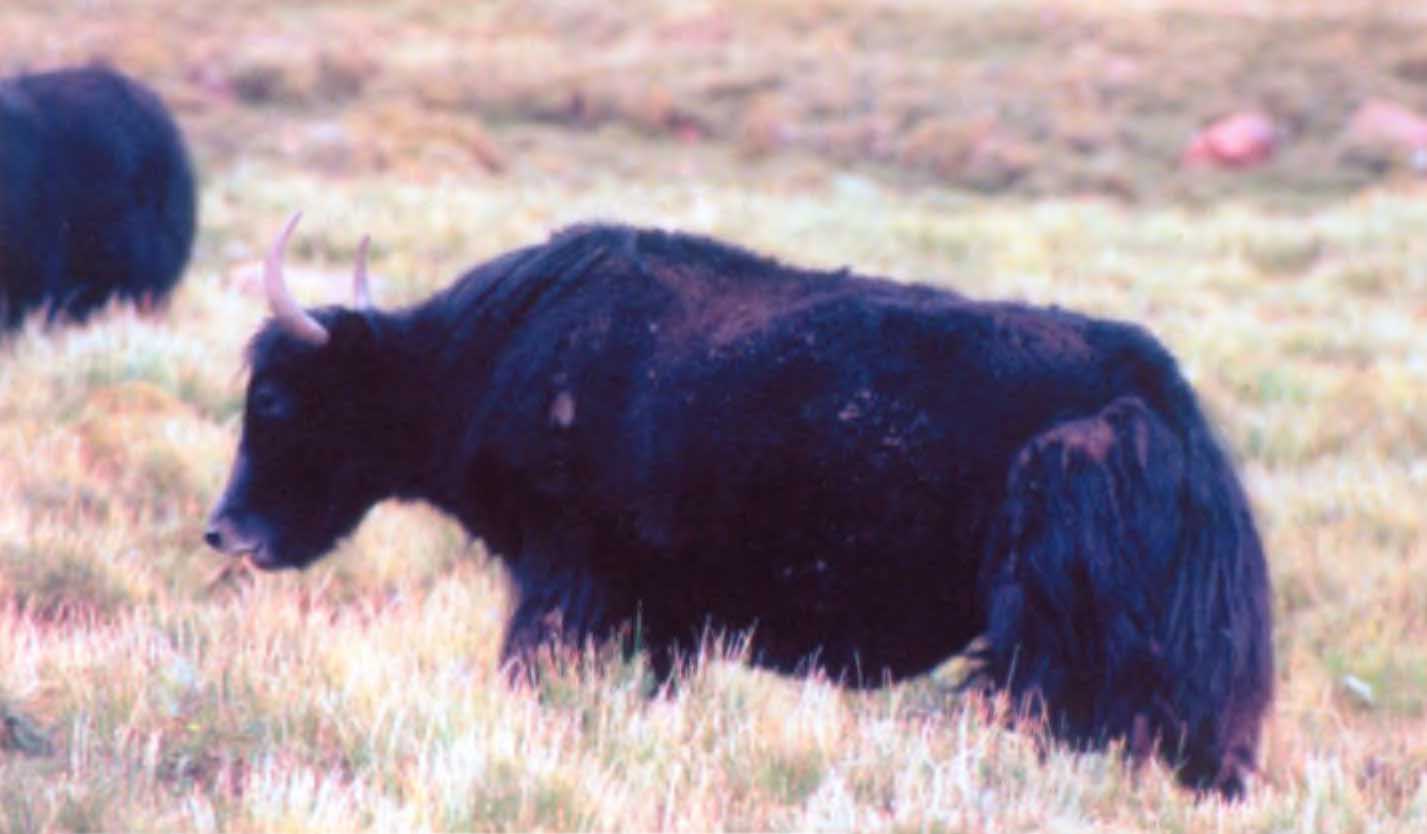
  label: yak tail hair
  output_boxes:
[976,392,1273,799]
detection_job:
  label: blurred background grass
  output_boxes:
[11,0,1427,204]
[4,0,1427,830]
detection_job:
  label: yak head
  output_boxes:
[205,213,417,570]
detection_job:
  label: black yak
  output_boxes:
[205,214,1273,798]
[1,66,196,330]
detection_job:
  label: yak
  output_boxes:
[206,214,1273,798]
[1,65,196,330]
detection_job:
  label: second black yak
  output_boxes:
[206,215,1274,798]
[1,65,196,330]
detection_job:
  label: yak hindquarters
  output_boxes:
[978,395,1272,798]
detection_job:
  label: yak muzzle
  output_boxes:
[203,513,279,569]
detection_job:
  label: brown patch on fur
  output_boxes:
[998,310,1093,361]
[649,260,809,348]
[1042,417,1117,467]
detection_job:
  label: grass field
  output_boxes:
[4,1,1427,830]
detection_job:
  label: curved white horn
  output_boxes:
[264,212,329,345]
[353,235,373,309]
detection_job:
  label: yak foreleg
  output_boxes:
[499,544,614,684]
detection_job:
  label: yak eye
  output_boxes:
[249,382,294,422]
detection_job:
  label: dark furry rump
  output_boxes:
[977,395,1272,797]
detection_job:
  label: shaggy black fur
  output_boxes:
[1,66,196,329]
[207,222,1273,797]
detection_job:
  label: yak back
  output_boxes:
[416,223,1186,677]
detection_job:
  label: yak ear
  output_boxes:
[328,310,377,352]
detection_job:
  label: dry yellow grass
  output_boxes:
[5,1,1427,831]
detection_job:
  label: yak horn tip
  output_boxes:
[281,210,303,236]
[264,209,329,346]
[269,211,304,259]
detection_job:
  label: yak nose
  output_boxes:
[205,513,262,558]
[204,515,244,554]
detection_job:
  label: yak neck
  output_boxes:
[324,304,459,507]
[370,288,504,511]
